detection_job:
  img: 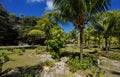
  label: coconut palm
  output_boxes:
[94,11,120,53]
[35,13,57,43]
[53,0,111,59]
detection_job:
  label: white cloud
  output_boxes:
[45,0,54,11]
[27,0,54,11]
[27,0,44,3]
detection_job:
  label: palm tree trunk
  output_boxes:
[98,35,101,48]
[80,28,83,60]
[88,39,90,49]
[102,38,105,50]
[108,39,111,50]
[105,38,108,53]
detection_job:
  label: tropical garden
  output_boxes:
[0,0,120,77]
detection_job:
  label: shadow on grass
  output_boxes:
[2,63,43,77]
[110,70,120,76]
[60,51,80,58]
[60,50,97,58]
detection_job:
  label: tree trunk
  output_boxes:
[98,35,101,48]
[88,39,90,49]
[108,39,111,50]
[80,28,83,60]
[102,38,105,50]
[105,38,108,53]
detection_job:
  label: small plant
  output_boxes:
[67,54,98,73]
[14,49,24,55]
[48,39,63,61]
[21,48,26,52]
[50,51,60,61]
[6,48,14,52]
[35,46,46,54]
[0,53,9,72]
[43,60,54,67]
[67,56,89,72]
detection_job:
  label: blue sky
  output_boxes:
[0,0,120,33]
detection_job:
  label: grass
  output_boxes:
[2,49,43,71]
[0,45,120,77]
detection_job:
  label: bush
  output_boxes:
[67,56,89,72]
[50,51,60,61]
[48,39,63,52]
[14,49,24,55]
[6,48,14,52]
[0,53,9,72]
[48,39,63,61]
[21,48,26,52]
[43,60,54,67]
[35,46,46,54]
[0,53,9,63]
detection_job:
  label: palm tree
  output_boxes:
[94,11,120,53]
[35,13,57,43]
[53,0,111,59]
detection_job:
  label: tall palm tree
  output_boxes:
[94,11,120,53]
[53,0,111,59]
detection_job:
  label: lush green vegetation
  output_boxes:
[0,0,120,77]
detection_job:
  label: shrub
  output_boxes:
[0,53,9,72]
[6,48,14,52]
[67,54,98,73]
[14,49,24,55]
[67,56,89,72]
[43,60,54,67]
[50,51,60,61]
[48,39,63,61]
[35,46,46,54]
[21,48,26,52]
[0,53,9,63]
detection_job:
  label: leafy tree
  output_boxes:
[69,28,78,44]
[0,4,18,45]
[18,15,38,43]
[28,29,45,44]
[53,0,111,59]
[35,13,57,44]
[94,11,120,53]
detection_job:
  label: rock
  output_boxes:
[61,57,69,62]
[54,61,65,75]
[75,73,83,77]
[40,54,53,62]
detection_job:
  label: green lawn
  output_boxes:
[0,45,120,77]
[2,49,42,71]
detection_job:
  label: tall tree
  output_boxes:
[0,4,18,45]
[35,13,57,44]
[94,11,120,53]
[53,0,111,59]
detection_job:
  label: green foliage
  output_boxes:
[21,48,26,52]
[43,60,54,67]
[0,52,9,72]
[0,53,9,63]
[28,29,45,40]
[48,39,63,61]
[48,39,63,52]
[67,56,89,72]
[100,52,120,61]
[6,48,14,52]
[50,51,60,61]
[67,54,98,73]
[35,46,46,54]
[14,49,24,55]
